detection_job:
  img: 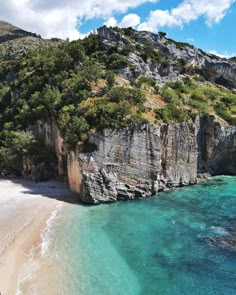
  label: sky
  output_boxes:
[0,0,236,57]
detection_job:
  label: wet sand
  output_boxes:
[0,179,73,295]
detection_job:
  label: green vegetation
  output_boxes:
[137,76,156,87]
[165,37,194,50]
[159,32,167,38]
[157,77,236,123]
[0,32,148,158]
[1,26,236,175]
[108,53,128,69]
[229,56,236,63]
[155,104,189,123]
[137,40,168,65]
[0,130,56,174]
[58,86,147,147]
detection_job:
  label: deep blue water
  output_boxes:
[49,176,236,295]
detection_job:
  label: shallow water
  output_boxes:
[20,176,236,295]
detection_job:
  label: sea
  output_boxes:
[17,176,236,295]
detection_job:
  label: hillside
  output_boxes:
[0,20,39,42]
[0,22,236,188]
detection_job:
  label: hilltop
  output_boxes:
[0,20,39,42]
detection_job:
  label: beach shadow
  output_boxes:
[6,178,80,204]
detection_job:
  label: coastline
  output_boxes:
[0,179,73,295]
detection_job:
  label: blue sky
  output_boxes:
[1,0,236,57]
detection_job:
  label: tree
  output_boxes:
[106,71,115,89]
[66,41,86,62]
[43,86,62,114]
[108,87,145,105]
[0,131,36,173]
[159,32,167,38]
[67,117,90,146]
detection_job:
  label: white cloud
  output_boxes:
[0,0,157,40]
[138,0,235,32]
[187,37,194,43]
[139,10,181,31]
[119,14,141,28]
[209,50,235,58]
[104,17,117,27]
[104,13,141,29]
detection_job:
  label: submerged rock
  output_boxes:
[209,236,236,252]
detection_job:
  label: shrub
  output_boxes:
[138,76,156,87]
[108,54,128,70]
[67,117,90,146]
[216,108,236,125]
[159,32,167,38]
[155,104,189,123]
[66,41,86,62]
[123,27,136,39]
[107,87,145,105]
[120,43,136,56]
[106,71,115,89]
[57,104,75,132]
[43,86,62,114]
[190,90,207,102]
[94,100,131,129]
[161,87,179,103]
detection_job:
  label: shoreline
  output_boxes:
[0,179,73,295]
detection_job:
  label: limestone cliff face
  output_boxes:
[69,116,236,204]
[35,120,66,180]
[34,121,83,191]
[77,123,198,203]
[67,150,83,193]
[35,116,236,204]
[198,115,236,175]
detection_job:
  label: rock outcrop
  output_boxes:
[64,116,235,204]
[78,123,198,203]
[0,20,39,43]
[198,115,236,175]
[98,26,236,87]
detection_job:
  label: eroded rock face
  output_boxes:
[198,115,236,175]
[78,123,198,203]
[34,116,236,204]
[73,116,236,204]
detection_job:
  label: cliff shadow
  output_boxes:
[5,177,79,204]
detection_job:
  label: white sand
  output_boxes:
[0,179,73,295]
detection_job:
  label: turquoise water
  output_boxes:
[49,176,236,295]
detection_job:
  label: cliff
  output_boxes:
[35,115,236,204]
[78,122,197,203]
[75,116,236,203]
[197,115,236,175]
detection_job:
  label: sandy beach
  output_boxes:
[0,178,73,295]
